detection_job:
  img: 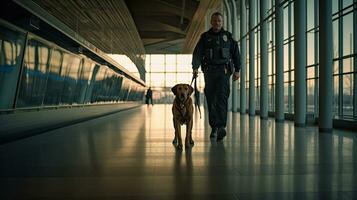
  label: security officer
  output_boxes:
[192,12,241,141]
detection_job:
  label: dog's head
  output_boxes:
[171,84,194,102]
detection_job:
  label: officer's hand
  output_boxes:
[233,71,240,81]
[193,69,199,78]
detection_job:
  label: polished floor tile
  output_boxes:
[0,105,356,200]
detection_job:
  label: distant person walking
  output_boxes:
[145,87,153,105]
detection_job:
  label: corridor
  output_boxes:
[0,105,356,199]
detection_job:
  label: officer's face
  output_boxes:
[211,15,223,32]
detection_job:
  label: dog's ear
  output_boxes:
[171,84,178,96]
[188,84,194,96]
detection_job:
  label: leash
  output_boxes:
[190,75,202,119]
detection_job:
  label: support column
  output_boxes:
[240,0,247,115]
[230,0,239,112]
[224,0,233,111]
[353,0,357,118]
[249,0,256,116]
[275,0,284,122]
[319,0,333,132]
[260,0,268,119]
[294,0,307,126]
[223,0,232,32]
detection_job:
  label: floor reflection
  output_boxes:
[0,104,356,199]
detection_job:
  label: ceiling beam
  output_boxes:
[126,0,194,19]
[135,17,186,35]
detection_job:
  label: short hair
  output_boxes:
[211,12,223,19]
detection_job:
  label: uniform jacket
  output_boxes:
[192,28,241,73]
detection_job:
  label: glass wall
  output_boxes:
[282,1,295,114]
[239,0,356,122]
[332,0,356,120]
[0,23,26,109]
[0,21,145,111]
[267,0,275,112]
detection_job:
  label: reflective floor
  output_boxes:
[0,105,356,200]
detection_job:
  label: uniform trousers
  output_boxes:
[203,67,230,129]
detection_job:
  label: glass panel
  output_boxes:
[268,84,274,111]
[103,70,116,101]
[332,0,338,14]
[91,66,108,103]
[165,73,176,88]
[343,58,353,73]
[333,20,339,59]
[284,72,289,82]
[284,82,289,111]
[334,61,339,75]
[43,49,63,105]
[0,25,26,109]
[290,42,295,70]
[165,54,176,72]
[17,38,51,107]
[118,77,128,101]
[145,55,151,71]
[150,55,165,72]
[343,0,353,8]
[284,7,289,39]
[60,54,79,104]
[121,76,131,101]
[354,72,357,118]
[307,0,315,30]
[342,14,354,56]
[307,67,315,79]
[150,73,165,87]
[307,33,315,65]
[176,73,191,85]
[177,54,192,72]
[342,74,353,116]
[290,3,294,36]
[290,81,295,113]
[316,33,319,63]
[307,79,315,113]
[246,88,249,110]
[290,70,295,82]
[284,44,289,71]
[333,75,340,117]
[268,49,273,75]
[75,58,94,104]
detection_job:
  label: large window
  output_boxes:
[239,0,357,124]
[306,0,319,116]
[332,0,356,119]
[0,23,145,110]
[0,23,26,109]
[145,54,204,103]
[282,1,295,114]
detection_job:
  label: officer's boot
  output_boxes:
[210,127,218,139]
[217,127,226,141]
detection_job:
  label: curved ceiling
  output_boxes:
[32,0,222,55]
[125,0,199,53]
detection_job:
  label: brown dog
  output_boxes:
[171,84,195,150]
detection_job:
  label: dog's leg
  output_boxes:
[189,119,194,145]
[174,120,183,150]
[185,119,194,148]
[172,119,178,145]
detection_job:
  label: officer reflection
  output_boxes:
[192,12,241,142]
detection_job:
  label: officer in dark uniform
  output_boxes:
[192,12,241,141]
